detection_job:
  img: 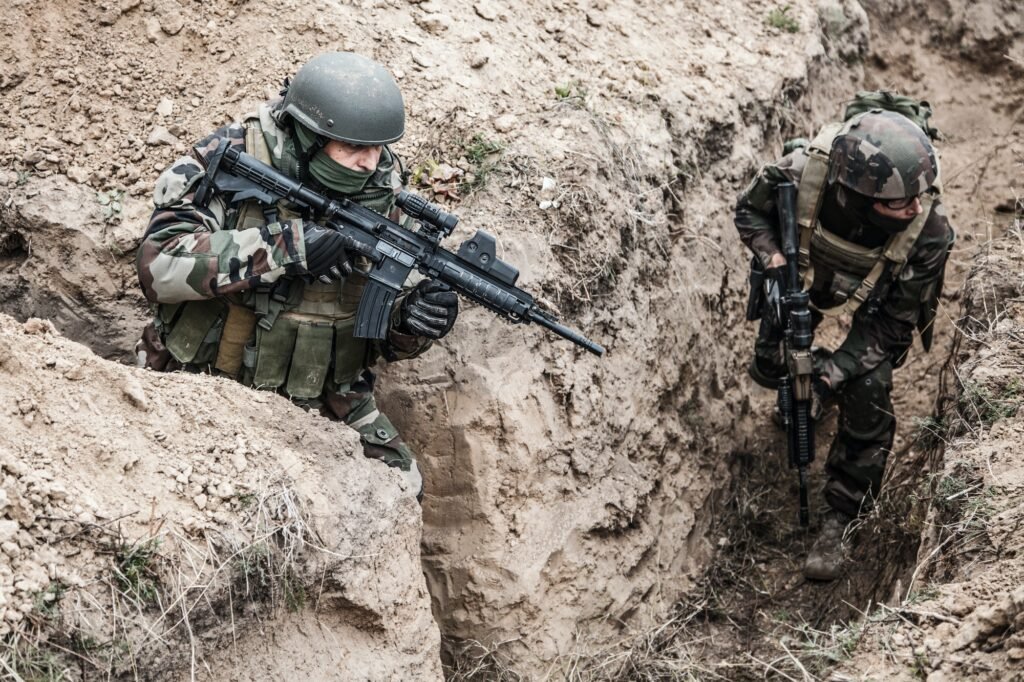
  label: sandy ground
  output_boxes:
[0,0,1022,679]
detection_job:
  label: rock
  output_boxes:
[193,493,207,510]
[540,176,557,200]
[158,5,185,35]
[66,166,89,184]
[121,378,149,410]
[0,488,7,510]
[145,16,162,42]
[468,48,490,69]
[415,13,451,35]
[0,520,19,544]
[230,452,248,473]
[473,1,498,21]
[412,53,433,68]
[146,125,179,146]
[22,150,44,165]
[156,97,174,116]
[493,114,517,133]
[22,319,54,335]
[97,6,122,25]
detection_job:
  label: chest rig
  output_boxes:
[795,122,939,319]
[165,107,403,398]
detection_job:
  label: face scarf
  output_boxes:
[294,122,373,194]
[834,185,915,236]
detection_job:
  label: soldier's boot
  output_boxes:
[803,510,852,581]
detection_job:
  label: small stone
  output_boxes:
[473,1,498,20]
[23,319,54,335]
[22,151,44,165]
[63,364,87,381]
[146,125,178,146]
[230,452,247,473]
[468,48,490,69]
[193,493,207,510]
[159,8,185,35]
[412,53,433,68]
[145,16,161,42]
[0,521,19,544]
[156,97,174,116]
[493,114,517,133]
[66,166,89,184]
[97,6,122,25]
[415,12,451,34]
[121,378,149,410]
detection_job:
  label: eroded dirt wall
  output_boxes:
[1,0,876,676]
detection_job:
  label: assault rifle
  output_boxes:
[194,140,605,357]
[751,182,816,527]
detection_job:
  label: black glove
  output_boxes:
[299,223,351,282]
[398,280,459,339]
[811,374,834,421]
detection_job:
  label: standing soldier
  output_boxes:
[135,52,459,500]
[736,104,955,580]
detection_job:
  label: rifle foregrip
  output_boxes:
[354,281,398,340]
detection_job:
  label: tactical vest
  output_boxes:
[160,108,402,398]
[795,121,940,319]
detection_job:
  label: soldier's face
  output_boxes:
[324,140,383,172]
[872,195,923,220]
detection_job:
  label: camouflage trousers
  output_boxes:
[753,320,895,518]
[302,372,423,500]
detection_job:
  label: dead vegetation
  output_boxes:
[0,475,330,680]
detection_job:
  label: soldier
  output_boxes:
[135,52,459,499]
[736,108,955,580]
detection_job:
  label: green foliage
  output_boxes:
[282,568,306,612]
[96,189,125,224]
[794,620,863,667]
[554,79,587,103]
[911,415,947,448]
[766,5,800,33]
[113,537,162,604]
[958,379,1021,426]
[459,134,505,194]
[16,170,33,186]
[32,583,66,620]
[234,542,273,594]
[462,134,503,167]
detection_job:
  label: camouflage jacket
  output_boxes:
[735,147,955,388]
[136,109,431,364]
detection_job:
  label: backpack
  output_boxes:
[843,90,940,141]
[791,91,943,340]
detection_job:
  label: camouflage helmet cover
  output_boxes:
[280,52,405,145]
[828,110,938,200]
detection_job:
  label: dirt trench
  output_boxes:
[0,0,1022,679]
[588,2,1024,680]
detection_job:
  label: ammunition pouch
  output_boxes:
[163,298,227,366]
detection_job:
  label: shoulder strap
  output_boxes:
[815,192,935,318]
[242,111,273,166]
[796,122,844,290]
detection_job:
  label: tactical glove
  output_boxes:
[298,223,352,283]
[399,280,459,339]
[811,374,835,421]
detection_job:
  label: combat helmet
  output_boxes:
[828,110,938,200]
[279,52,405,145]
